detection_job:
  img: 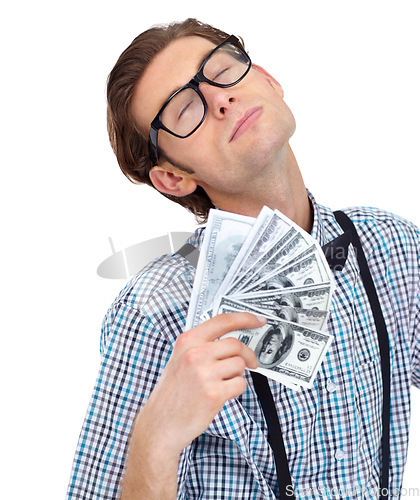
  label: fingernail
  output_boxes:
[255,315,267,324]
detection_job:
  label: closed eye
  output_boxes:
[179,101,194,119]
[213,67,230,81]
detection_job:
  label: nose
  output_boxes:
[199,83,236,117]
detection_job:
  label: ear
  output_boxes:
[252,64,284,98]
[149,165,197,197]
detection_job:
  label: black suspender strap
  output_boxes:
[250,371,295,500]
[333,210,391,499]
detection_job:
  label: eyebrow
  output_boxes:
[160,46,214,108]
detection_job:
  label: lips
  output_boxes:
[229,107,263,142]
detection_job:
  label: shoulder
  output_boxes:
[99,228,205,352]
[99,253,195,354]
[114,252,195,315]
[341,206,420,257]
[343,206,418,230]
[343,206,420,244]
[103,226,205,316]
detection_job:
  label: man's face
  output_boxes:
[131,36,296,209]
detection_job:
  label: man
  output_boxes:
[67,18,420,499]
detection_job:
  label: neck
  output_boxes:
[212,144,313,234]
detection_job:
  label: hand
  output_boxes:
[138,312,265,455]
[121,312,265,499]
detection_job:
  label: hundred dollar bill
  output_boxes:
[243,247,331,293]
[215,295,330,331]
[185,209,255,330]
[227,228,311,295]
[220,304,333,389]
[234,283,333,314]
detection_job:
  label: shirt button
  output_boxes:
[327,381,337,393]
[335,450,345,461]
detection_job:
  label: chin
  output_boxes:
[253,133,290,165]
[257,113,295,152]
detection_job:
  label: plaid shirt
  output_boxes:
[67,194,420,499]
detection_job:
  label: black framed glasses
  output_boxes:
[148,35,252,164]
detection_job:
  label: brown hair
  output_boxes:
[107,18,244,223]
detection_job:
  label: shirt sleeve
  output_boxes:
[66,301,173,499]
[411,269,420,388]
[407,220,420,388]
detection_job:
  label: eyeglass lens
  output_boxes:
[160,42,250,138]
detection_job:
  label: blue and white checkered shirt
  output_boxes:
[67,193,420,499]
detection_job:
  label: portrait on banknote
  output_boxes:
[253,323,294,368]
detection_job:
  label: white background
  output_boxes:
[1,0,419,497]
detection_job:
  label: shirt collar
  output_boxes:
[308,190,327,246]
[308,189,342,247]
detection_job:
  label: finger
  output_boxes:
[187,312,267,343]
[214,356,247,380]
[211,337,258,369]
[239,342,258,369]
[220,376,248,402]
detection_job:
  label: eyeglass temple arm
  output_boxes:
[148,126,159,165]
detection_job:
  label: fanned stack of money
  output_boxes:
[185,207,335,390]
